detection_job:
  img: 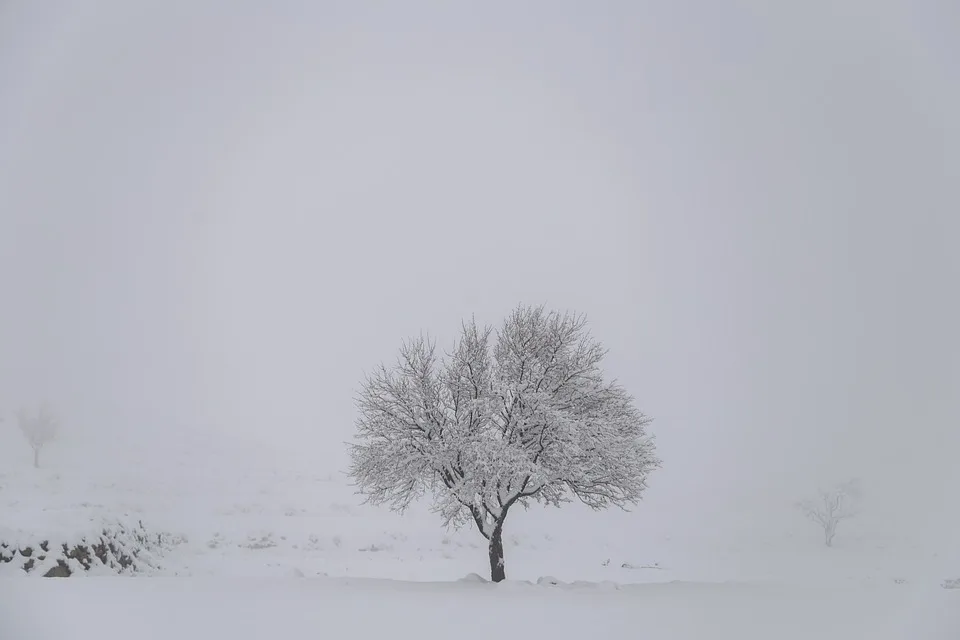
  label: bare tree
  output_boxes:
[797,479,861,547]
[17,404,59,468]
[349,305,659,582]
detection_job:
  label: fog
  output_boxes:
[1,2,957,538]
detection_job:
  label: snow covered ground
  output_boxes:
[1,426,957,638]
[5,577,958,640]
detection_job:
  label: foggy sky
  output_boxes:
[1,1,957,531]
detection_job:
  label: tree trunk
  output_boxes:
[824,522,835,547]
[33,447,39,469]
[488,524,506,583]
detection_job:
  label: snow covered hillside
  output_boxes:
[1,425,957,637]
[1,425,955,583]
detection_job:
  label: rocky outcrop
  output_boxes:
[0,520,167,576]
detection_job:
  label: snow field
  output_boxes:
[3,576,957,640]
[1,427,957,638]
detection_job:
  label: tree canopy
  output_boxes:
[349,305,659,580]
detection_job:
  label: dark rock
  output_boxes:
[44,561,72,577]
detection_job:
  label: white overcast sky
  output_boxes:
[0,1,957,531]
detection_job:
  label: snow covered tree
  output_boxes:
[349,305,659,582]
[797,479,862,547]
[17,404,59,468]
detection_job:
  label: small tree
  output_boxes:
[17,404,59,468]
[797,479,861,547]
[349,305,659,582]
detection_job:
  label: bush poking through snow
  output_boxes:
[0,520,167,576]
[243,533,277,550]
[206,532,227,549]
[942,578,960,590]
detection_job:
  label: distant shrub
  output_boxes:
[243,533,277,550]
